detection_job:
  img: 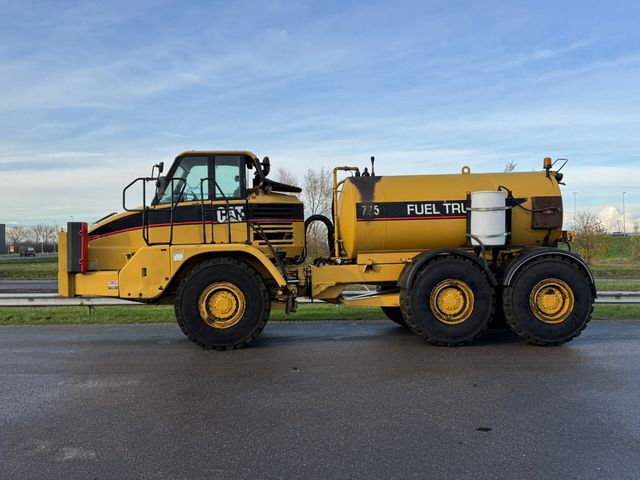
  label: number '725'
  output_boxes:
[360,204,380,216]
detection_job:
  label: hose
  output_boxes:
[296,214,335,263]
[497,185,561,214]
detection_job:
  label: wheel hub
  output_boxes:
[529,278,574,324]
[198,282,246,329]
[430,279,475,325]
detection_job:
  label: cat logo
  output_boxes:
[216,205,245,223]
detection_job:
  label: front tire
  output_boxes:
[175,257,270,350]
[400,255,495,346]
[502,255,594,346]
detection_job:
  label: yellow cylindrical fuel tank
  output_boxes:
[337,169,563,259]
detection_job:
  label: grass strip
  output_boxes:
[0,303,638,326]
[595,281,640,291]
[0,263,57,280]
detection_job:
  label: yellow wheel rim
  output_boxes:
[198,282,246,329]
[529,278,574,324]
[429,279,475,325]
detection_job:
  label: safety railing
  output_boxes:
[198,178,251,245]
[121,175,288,283]
[122,177,186,246]
[123,176,254,247]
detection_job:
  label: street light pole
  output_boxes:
[622,192,626,235]
[572,192,578,228]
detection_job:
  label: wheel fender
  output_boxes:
[502,247,596,297]
[171,244,287,288]
[397,248,498,289]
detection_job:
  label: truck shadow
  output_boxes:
[251,323,524,349]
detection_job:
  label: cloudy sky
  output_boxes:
[1,0,639,229]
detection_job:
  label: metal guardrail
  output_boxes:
[1,291,639,307]
[0,293,142,307]
[595,291,640,304]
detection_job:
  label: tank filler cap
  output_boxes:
[461,166,471,174]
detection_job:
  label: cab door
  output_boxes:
[211,155,248,244]
[150,154,212,245]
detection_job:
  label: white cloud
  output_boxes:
[489,40,595,69]
[156,132,190,139]
[598,206,637,233]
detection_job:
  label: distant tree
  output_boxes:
[573,211,608,263]
[275,168,299,192]
[504,161,517,172]
[30,224,49,253]
[303,167,332,218]
[6,225,28,248]
[44,224,59,252]
[303,166,333,259]
[273,166,333,260]
[632,222,640,260]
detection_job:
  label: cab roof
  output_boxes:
[176,150,258,159]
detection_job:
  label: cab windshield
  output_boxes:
[157,155,245,204]
[158,156,208,204]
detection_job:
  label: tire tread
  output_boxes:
[502,255,594,346]
[400,254,495,346]
[174,257,270,350]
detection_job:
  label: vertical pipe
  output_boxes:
[200,178,207,244]
[331,166,360,259]
[332,168,340,258]
[245,197,251,244]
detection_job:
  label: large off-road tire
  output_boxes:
[502,255,594,346]
[175,257,270,350]
[400,255,495,346]
[381,307,407,327]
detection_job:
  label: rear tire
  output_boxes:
[175,257,270,350]
[381,307,407,327]
[400,255,495,346]
[502,255,594,346]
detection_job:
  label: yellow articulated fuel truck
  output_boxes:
[58,151,595,349]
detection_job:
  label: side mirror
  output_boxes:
[155,176,167,203]
[151,161,164,179]
[261,157,271,177]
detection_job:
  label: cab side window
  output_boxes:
[214,156,243,199]
[159,156,209,204]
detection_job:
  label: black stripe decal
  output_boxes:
[356,198,528,221]
[356,200,468,221]
[89,203,304,238]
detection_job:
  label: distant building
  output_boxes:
[0,224,5,254]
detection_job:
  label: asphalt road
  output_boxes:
[0,280,57,293]
[1,321,639,480]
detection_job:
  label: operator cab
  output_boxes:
[153,151,300,205]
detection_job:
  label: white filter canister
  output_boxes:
[469,191,507,246]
